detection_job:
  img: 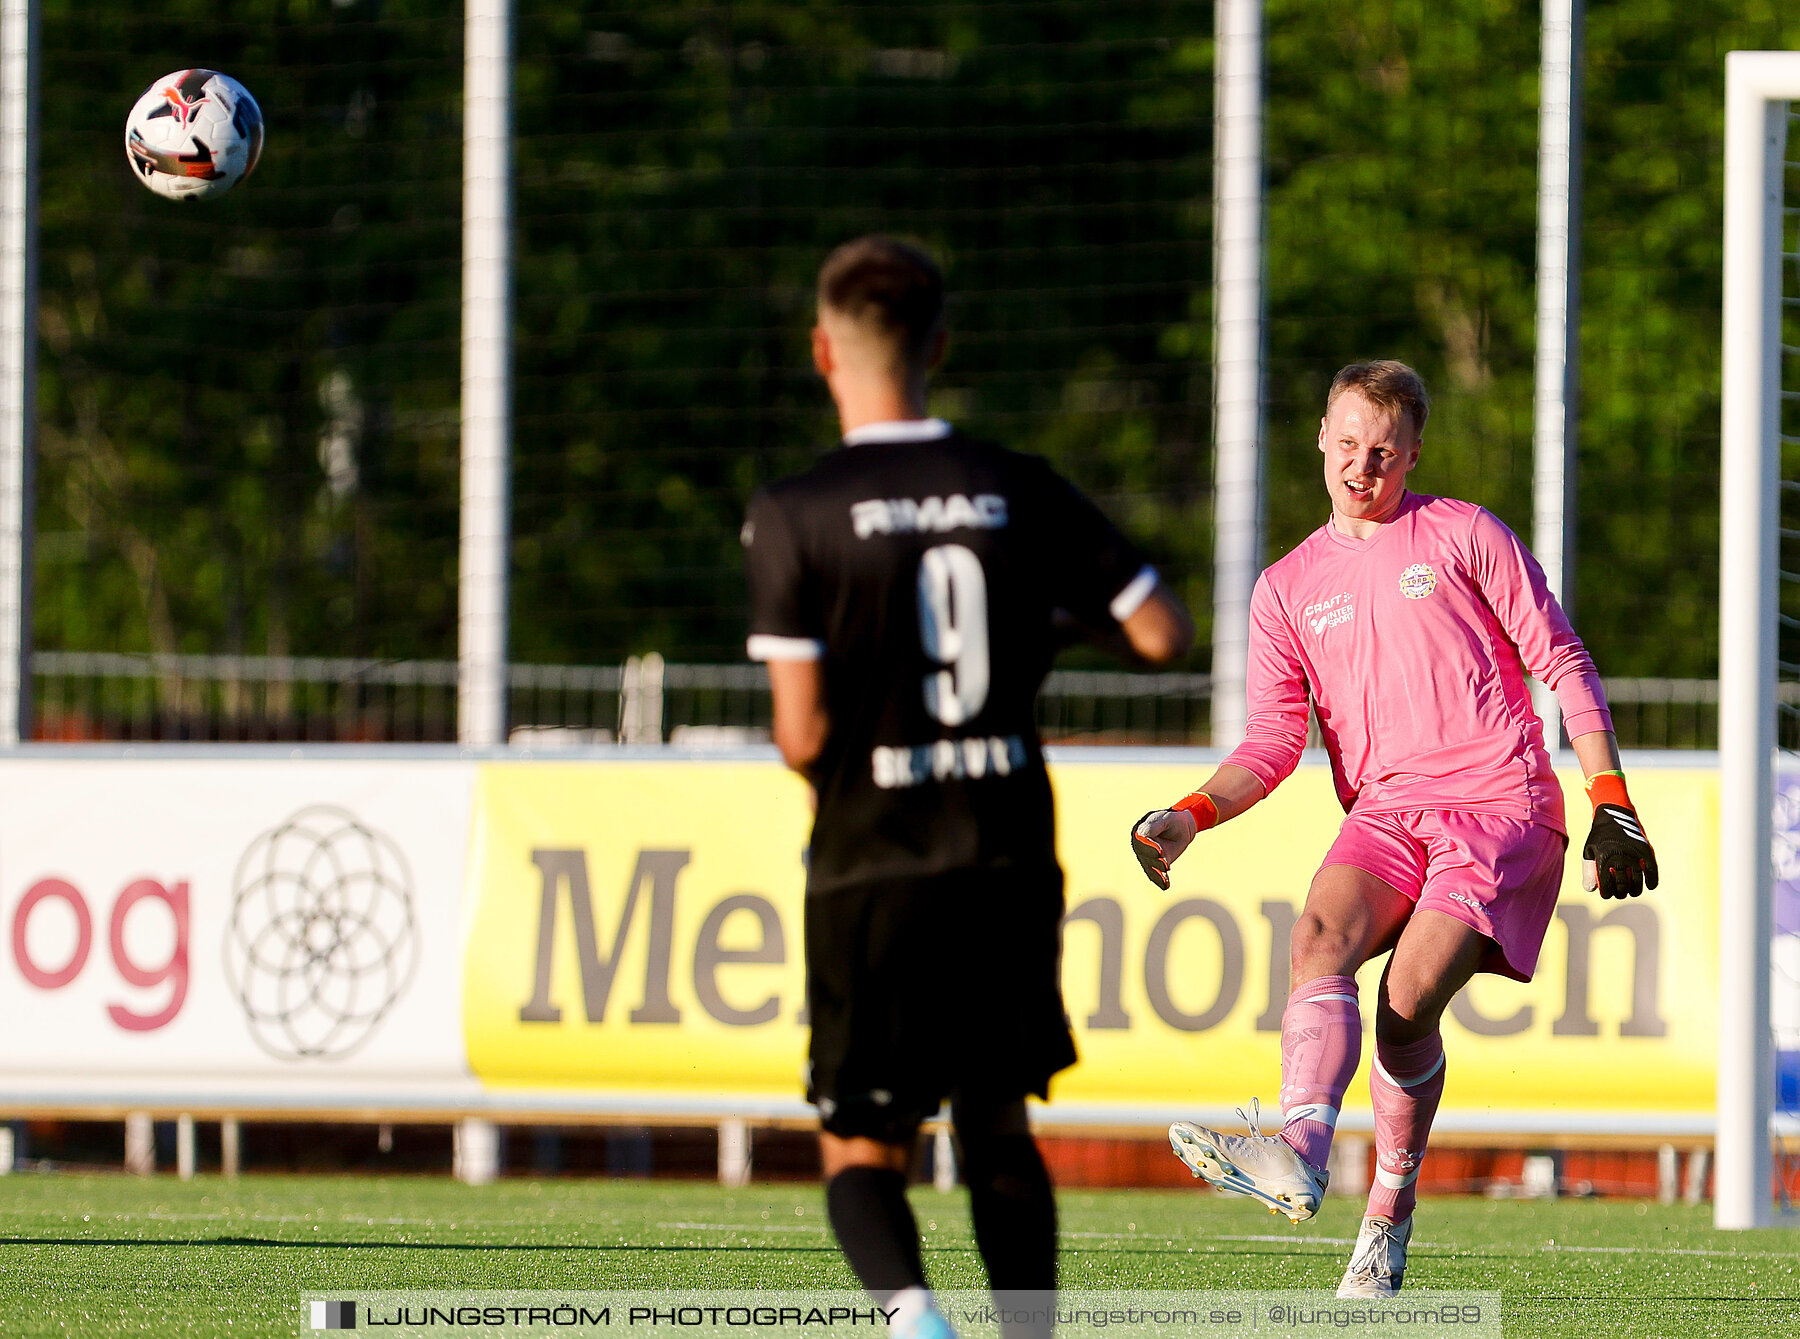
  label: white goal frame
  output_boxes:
[1719,49,1800,1231]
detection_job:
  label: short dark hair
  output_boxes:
[1327,360,1430,438]
[817,235,945,366]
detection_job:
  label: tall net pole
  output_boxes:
[1717,49,1800,1232]
[461,0,512,750]
[1209,0,1265,748]
[456,0,512,1187]
[0,0,34,747]
[1530,0,1583,745]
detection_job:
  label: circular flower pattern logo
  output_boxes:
[223,805,418,1061]
[1398,562,1437,599]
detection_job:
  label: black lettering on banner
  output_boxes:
[1144,898,1243,1032]
[1254,899,1298,1031]
[1552,902,1667,1038]
[1062,897,1131,1029]
[692,893,785,1026]
[517,848,689,1024]
[1449,984,1534,1036]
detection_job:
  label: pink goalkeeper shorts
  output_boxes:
[1319,809,1569,982]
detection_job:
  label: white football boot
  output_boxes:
[1167,1100,1329,1223]
[886,1288,958,1339]
[1336,1215,1413,1298]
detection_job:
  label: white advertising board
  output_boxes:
[0,757,480,1110]
[0,749,1753,1141]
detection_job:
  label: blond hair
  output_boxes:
[1327,361,1430,439]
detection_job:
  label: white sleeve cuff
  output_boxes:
[747,634,824,661]
[1108,565,1160,622]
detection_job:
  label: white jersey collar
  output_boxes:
[842,418,953,446]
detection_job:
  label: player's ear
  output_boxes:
[811,324,834,378]
[1317,417,1328,452]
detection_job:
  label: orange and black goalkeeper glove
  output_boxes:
[1581,771,1658,900]
[1130,791,1219,890]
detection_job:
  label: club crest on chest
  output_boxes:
[1397,563,1437,599]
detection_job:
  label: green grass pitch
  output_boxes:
[0,1174,1795,1337]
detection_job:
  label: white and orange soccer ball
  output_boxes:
[125,69,264,201]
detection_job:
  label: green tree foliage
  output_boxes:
[1249,0,1798,676]
[37,1,461,661]
[30,1,1800,688]
[507,1,1212,661]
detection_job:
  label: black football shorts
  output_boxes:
[803,865,1078,1144]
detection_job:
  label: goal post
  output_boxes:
[1718,49,1800,1232]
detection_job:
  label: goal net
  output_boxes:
[1780,94,1800,1207]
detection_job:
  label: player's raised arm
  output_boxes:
[1463,506,1613,740]
[1130,574,1305,888]
[1130,763,1268,889]
[1460,508,1658,899]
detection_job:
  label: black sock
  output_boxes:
[961,1132,1058,1292]
[824,1167,927,1304]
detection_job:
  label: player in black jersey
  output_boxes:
[745,237,1192,1339]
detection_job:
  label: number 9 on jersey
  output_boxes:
[917,544,990,727]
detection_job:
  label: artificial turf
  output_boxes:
[0,1173,1794,1337]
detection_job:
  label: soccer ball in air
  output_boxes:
[125,69,264,201]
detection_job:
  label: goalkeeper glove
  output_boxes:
[1581,771,1658,900]
[1131,791,1219,890]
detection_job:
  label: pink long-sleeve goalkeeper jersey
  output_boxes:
[1222,491,1611,834]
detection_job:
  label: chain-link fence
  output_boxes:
[35,4,1800,707]
[31,650,1723,750]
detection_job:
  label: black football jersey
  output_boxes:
[744,422,1152,894]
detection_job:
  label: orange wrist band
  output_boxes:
[1585,770,1631,811]
[1172,790,1220,831]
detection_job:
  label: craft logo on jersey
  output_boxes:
[1303,591,1354,637]
[1398,562,1437,599]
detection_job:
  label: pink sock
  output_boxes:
[1276,974,1362,1172]
[1367,1031,1446,1223]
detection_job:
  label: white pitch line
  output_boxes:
[1210,1233,1363,1246]
[1061,1231,1361,1246]
[1061,1232,1800,1261]
[13,1213,1792,1260]
[1538,1242,1795,1259]
[87,1212,569,1229]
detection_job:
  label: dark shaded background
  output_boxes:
[32,2,1800,701]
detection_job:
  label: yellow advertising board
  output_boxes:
[1048,763,1717,1120]
[462,759,1717,1124]
[463,761,816,1096]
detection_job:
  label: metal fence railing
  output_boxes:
[27,651,1727,750]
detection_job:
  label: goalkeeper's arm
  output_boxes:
[1130,763,1267,890]
[1571,730,1658,900]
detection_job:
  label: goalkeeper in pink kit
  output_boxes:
[1131,361,1657,1298]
